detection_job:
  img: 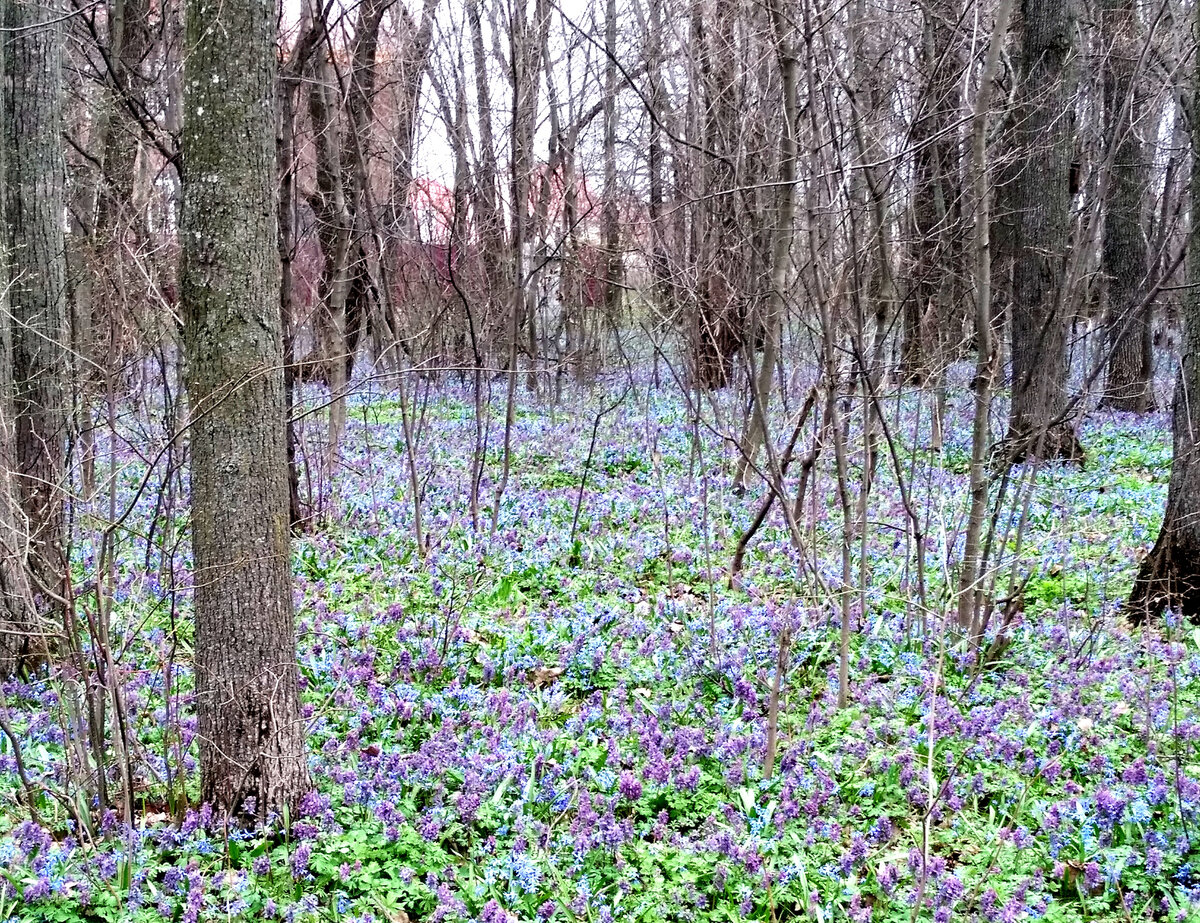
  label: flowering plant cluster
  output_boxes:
[0,375,1194,923]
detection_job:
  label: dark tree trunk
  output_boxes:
[181,0,310,818]
[602,0,623,328]
[3,0,70,643]
[0,400,40,676]
[1098,0,1153,412]
[904,0,961,385]
[96,0,153,234]
[1003,0,1084,463]
[0,1,42,674]
[75,0,155,501]
[468,0,508,363]
[278,30,316,532]
[690,0,746,390]
[645,0,672,314]
[1127,11,1200,621]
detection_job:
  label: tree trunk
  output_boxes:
[691,0,744,389]
[602,0,623,335]
[1003,0,1083,463]
[645,0,672,314]
[0,3,43,673]
[468,0,507,364]
[1098,0,1153,412]
[957,0,1015,634]
[278,22,317,531]
[305,17,354,481]
[181,0,310,818]
[1127,7,1200,621]
[904,0,961,386]
[734,0,797,490]
[3,0,70,630]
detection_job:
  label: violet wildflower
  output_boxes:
[617,771,642,802]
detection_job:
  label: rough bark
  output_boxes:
[181,0,310,818]
[691,0,745,389]
[904,0,962,385]
[3,0,70,636]
[0,0,44,674]
[1002,0,1084,463]
[1098,0,1153,412]
[1127,10,1200,622]
[0,402,40,676]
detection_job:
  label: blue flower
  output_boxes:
[1128,799,1151,823]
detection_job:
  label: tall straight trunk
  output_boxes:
[904,0,961,385]
[602,0,623,332]
[468,0,506,359]
[278,19,319,531]
[734,0,798,490]
[181,0,310,818]
[96,0,152,233]
[957,0,1015,634]
[1003,0,1083,463]
[645,0,671,312]
[73,0,153,501]
[3,0,70,621]
[306,14,354,479]
[0,0,43,674]
[491,0,549,530]
[1127,4,1200,621]
[0,402,39,675]
[692,0,743,389]
[1099,0,1153,411]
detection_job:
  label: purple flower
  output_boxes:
[1095,789,1125,828]
[290,842,312,879]
[24,876,51,901]
[618,771,642,802]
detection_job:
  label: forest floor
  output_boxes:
[2,367,1198,923]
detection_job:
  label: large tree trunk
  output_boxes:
[3,0,70,635]
[181,0,310,818]
[1127,8,1200,622]
[903,0,962,386]
[1098,0,1153,412]
[1002,0,1083,463]
[691,0,745,389]
[0,3,42,673]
